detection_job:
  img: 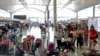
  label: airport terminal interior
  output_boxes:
[0,0,100,56]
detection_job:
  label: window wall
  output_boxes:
[95,4,100,17]
[78,6,93,19]
[0,9,10,17]
[57,8,76,22]
[13,8,45,23]
[49,0,76,22]
[78,4,100,19]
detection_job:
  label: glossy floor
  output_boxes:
[1,26,99,56]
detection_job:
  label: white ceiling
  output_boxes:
[0,0,49,13]
[0,0,100,13]
[0,0,21,12]
[74,0,100,12]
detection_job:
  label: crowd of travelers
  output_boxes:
[0,22,100,56]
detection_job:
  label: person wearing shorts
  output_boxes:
[84,25,88,46]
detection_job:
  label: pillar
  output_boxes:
[44,6,50,48]
[75,12,78,56]
[53,0,57,42]
[10,12,13,19]
[53,0,57,24]
[76,12,78,23]
[93,5,95,18]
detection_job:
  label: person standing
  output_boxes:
[56,25,62,50]
[2,38,9,55]
[77,26,84,48]
[83,25,88,47]
[70,27,78,48]
[89,25,98,48]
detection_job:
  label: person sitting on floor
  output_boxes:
[83,40,100,56]
[15,46,24,56]
[35,38,47,56]
[47,42,59,56]
[89,40,99,52]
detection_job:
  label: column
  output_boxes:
[47,6,50,45]
[10,12,13,19]
[93,5,95,18]
[53,0,57,24]
[44,7,49,48]
[44,12,46,48]
[53,0,57,42]
[75,12,78,56]
[76,12,78,23]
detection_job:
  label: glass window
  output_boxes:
[95,4,100,17]
[0,9,10,17]
[13,8,44,23]
[78,6,93,18]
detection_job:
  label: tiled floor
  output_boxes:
[0,45,100,56]
[4,54,33,56]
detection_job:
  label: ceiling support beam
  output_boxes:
[45,0,51,12]
[13,7,44,13]
[62,0,74,8]
[19,0,28,9]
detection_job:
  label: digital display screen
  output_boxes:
[14,15,26,20]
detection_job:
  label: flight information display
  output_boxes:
[14,15,27,20]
